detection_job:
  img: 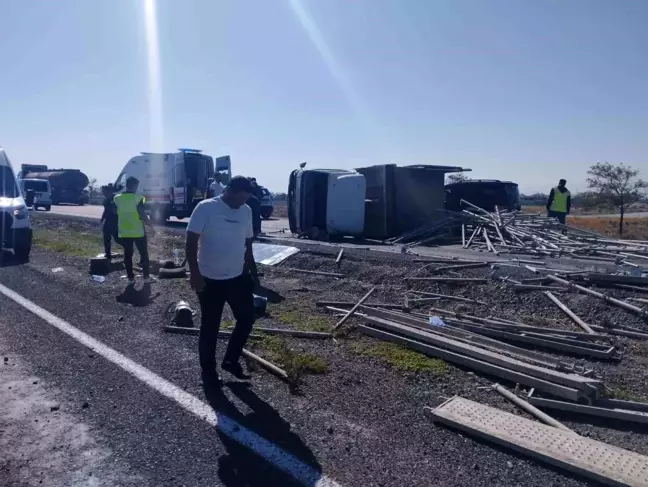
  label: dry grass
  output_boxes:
[568,216,648,240]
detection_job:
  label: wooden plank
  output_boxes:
[430,396,648,487]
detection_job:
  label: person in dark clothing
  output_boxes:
[246,194,262,236]
[100,184,122,259]
[114,177,154,284]
[186,176,259,385]
[546,179,572,224]
[248,178,263,236]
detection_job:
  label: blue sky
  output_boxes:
[1,0,647,193]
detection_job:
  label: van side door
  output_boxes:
[172,153,186,210]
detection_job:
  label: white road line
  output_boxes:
[0,282,341,487]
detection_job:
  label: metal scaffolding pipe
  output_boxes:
[547,275,647,318]
[544,291,595,334]
[492,384,574,432]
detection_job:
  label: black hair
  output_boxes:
[227,175,253,193]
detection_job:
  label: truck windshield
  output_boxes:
[0,166,20,198]
[23,180,49,192]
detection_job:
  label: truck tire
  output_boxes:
[44,205,51,212]
[261,208,273,220]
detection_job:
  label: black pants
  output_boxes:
[102,221,121,258]
[122,237,150,278]
[247,196,262,235]
[197,274,255,369]
[548,211,567,224]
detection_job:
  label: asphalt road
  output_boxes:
[47,204,291,234]
[0,251,335,487]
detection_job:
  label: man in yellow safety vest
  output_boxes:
[114,176,154,285]
[546,179,571,224]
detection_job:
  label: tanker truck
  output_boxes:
[19,164,89,206]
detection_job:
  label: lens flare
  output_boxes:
[144,0,164,151]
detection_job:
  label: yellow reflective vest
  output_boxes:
[549,187,570,213]
[114,193,145,238]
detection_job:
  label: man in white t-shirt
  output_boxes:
[186,176,259,385]
[209,178,224,198]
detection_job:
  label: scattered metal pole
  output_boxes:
[241,349,289,380]
[286,268,345,278]
[407,277,489,283]
[513,284,569,292]
[333,286,377,331]
[492,384,574,432]
[547,275,647,318]
[430,262,489,273]
[412,290,488,306]
[464,225,481,248]
[544,291,595,334]
[335,249,344,266]
[483,228,498,255]
[461,224,466,247]
[316,300,405,310]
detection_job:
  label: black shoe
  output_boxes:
[221,360,250,380]
[201,368,222,389]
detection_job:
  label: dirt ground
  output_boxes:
[17,212,648,485]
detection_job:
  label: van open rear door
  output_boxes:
[172,159,187,213]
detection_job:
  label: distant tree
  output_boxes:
[86,178,98,196]
[446,172,468,184]
[586,162,648,236]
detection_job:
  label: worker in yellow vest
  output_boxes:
[546,179,571,224]
[114,176,153,285]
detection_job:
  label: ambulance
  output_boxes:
[114,149,232,222]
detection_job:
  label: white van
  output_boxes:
[113,149,232,222]
[0,147,32,261]
[17,178,52,211]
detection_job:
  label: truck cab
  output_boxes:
[0,147,32,261]
[17,178,52,211]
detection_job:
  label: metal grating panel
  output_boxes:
[431,396,648,487]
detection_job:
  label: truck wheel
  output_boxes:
[261,208,273,220]
[44,205,51,212]
[78,202,85,206]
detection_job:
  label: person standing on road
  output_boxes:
[100,184,122,259]
[186,176,259,385]
[546,179,571,224]
[247,178,262,236]
[114,177,153,285]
